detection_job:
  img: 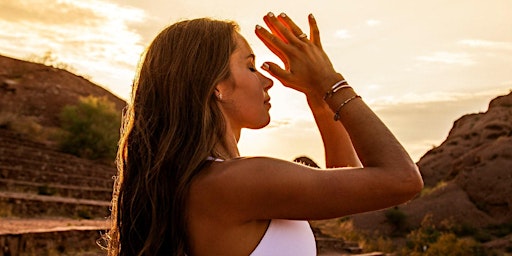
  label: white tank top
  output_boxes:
[250,219,316,256]
[205,157,317,255]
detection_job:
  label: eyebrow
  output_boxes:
[246,53,255,61]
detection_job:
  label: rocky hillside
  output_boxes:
[0,55,123,255]
[0,54,125,129]
[352,91,512,236]
[417,92,512,224]
[0,128,112,255]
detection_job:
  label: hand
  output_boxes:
[255,12,343,98]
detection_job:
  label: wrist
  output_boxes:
[325,87,360,121]
[306,94,327,109]
[307,73,345,99]
[319,73,345,95]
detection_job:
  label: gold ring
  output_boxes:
[298,33,307,39]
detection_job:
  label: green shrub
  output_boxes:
[473,229,493,243]
[362,236,395,253]
[58,96,120,160]
[385,207,408,232]
[400,214,492,256]
[405,214,441,252]
[488,222,512,237]
[424,233,486,256]
[450,223,477,237]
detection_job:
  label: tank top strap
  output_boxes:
[206,156,225,162]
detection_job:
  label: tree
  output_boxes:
[58,96,120,160]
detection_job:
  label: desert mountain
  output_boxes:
[0,54,125,129]
[352,91,512,232]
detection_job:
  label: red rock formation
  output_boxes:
[417,91,512,224]
[353,91,512,232]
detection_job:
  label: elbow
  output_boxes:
[383,162,424,204]
[401,164,424,200]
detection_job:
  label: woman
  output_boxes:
[108,12,423,256]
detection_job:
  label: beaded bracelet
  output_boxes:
[333,95,361,121]
[323,79,351,100]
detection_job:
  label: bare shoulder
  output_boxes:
[189,156,313,216]
[190,157,313,199]
[190,156,421,222]
[193,156,314,184]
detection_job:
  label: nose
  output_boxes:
[259,73,273,91]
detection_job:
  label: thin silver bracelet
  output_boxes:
[323,79,351,100]
[333,95,361,121]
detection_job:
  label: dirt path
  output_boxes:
[0,217,109,235]
[0,191,110,206]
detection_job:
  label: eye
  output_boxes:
[249,66,257,72]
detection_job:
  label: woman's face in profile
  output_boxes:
[217,34,273,130]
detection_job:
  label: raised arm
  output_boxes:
[307,92,361,168]
[190,13,423,223]
[254,12,422,215]
[255,12,412,171]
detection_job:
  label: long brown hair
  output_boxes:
[107,18,239,255]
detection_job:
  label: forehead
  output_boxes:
[233,34,254,59]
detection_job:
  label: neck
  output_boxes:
[215,121,241,160]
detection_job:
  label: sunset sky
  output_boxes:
[1,0,511,166]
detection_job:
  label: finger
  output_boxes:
[261,62,290,82]
[278,13,308,40]
[255,25,289,60]
[308,14,323,49]
[255,25,290,69]
[264,12,303,46]
[263,12,289,44]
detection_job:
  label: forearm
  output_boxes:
[307,95,361,168]
[324,87,415,170]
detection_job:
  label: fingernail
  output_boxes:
[256,25,262,30]
[309,13,315,19]
[280,13,286,18]
[261,62,269,70]
[267,12,274,17]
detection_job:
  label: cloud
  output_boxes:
[0,0,103,26]
[416,51,475,66]
[366,19,382,26]
[369,89,510,161]
[458,39,512,51]
[334,29,352,39]
[266,119,291,129]
[369,89,505,107]
[0,0,144,26]
[0,0,147,97]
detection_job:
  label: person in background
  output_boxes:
[107,12,423,256]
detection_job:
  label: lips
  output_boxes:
[263,97,271,109]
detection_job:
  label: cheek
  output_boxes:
[236,80,263,102]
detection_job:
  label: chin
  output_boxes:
[247,116,271,130]
[261,118,271,128]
